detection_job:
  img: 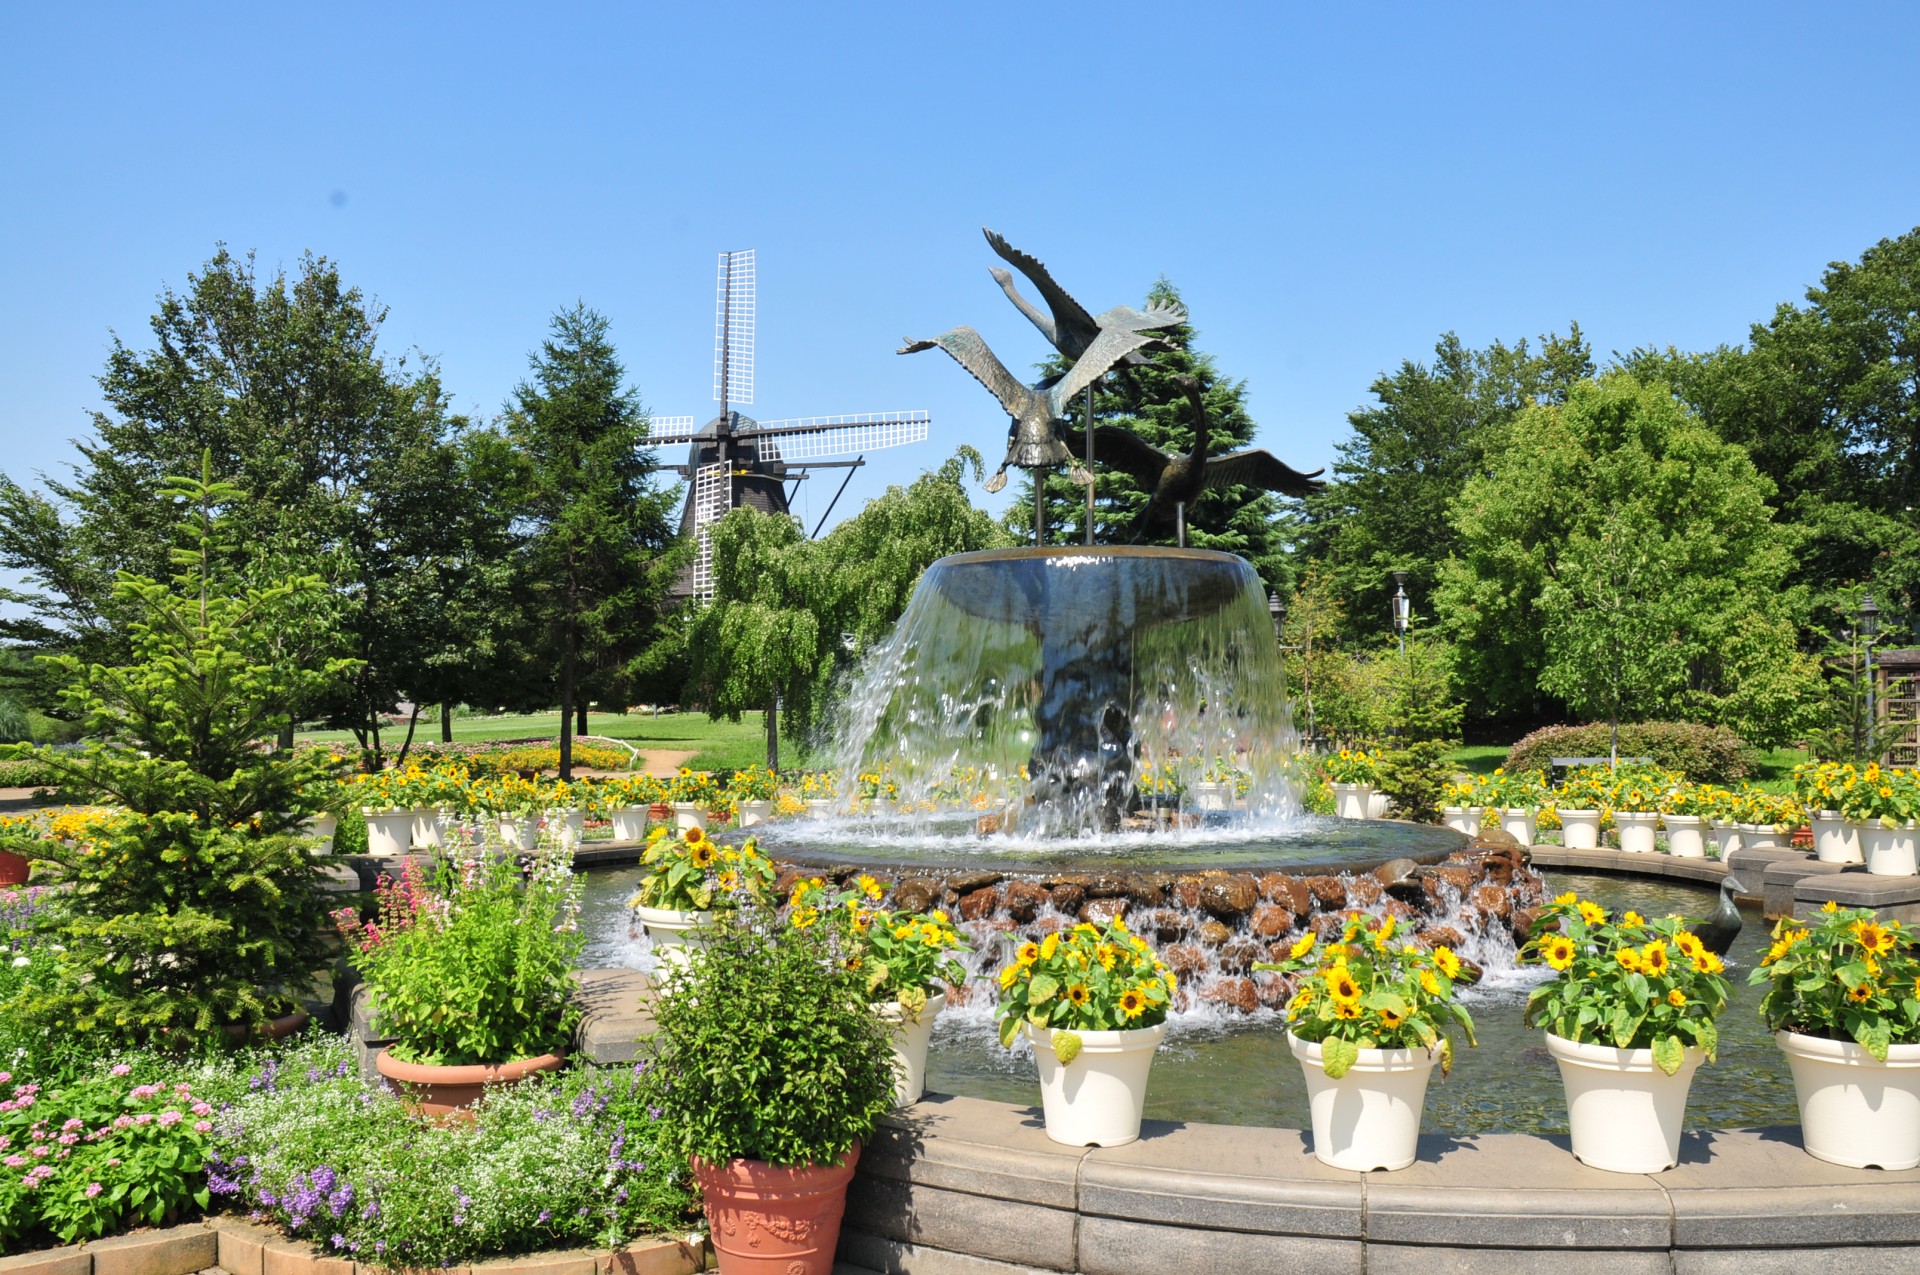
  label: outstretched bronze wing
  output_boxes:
[1060,424,1174,489]
[898,326,1031,419]
[983,228,1099,345]
[1202,449,1326,497]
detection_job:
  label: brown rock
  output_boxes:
[1170,876,1203,910]
[1202,976,1259,1013]
[1382,898,1418,924]
[1310,912,1351,939]
[1127,873,1172,906]
[772,866,806,898]
[1200,875,1259,919]
[1002,879,1050,922]
[1079,897,1130,927]
[946,870,1004,892]
[1254,970,1295,1009]
[975,812,1004,836]
[1511,906,1545,941]
[1306,875,1349,910]
[1471,883,1512,920]
[1259,873,1312,914]
[1250,904,1295,939]
[956,886,1001,921]
[1197,920,1233,947]
[1048,883,1087,915]
[1372,858,1422,889]
[1469,829,1521,851]
[1150,909,1193,942]
[944,983,972,1008]
[1082,874,1133,899]
[1344,875,1383,907]
[1164,943,1209,977]
[1218,938,1265,973]
[1416,925,1466,951]
[892,878,939,913]
[1032,915,1067,937]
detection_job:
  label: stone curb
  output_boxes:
[843,1093,1920,1271]
[0,1219,703,1275]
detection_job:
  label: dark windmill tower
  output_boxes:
[648,249,931,602]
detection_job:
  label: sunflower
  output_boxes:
[1372,915,1398,948]
[717,868,740,892]
[1542,935,1576,971]
[1067,983,1091,1007]
[1640,942,1671,977]
[998,964,1020,989]
[1326,965,1363,1006]
[1552,891,1578,908]
[690,842,717,870]
[1419,970,1442,997]
[1822,899,1840,914]
[1332,999,1361,1020]
[1622,911,1645,928]
[1616,948,1643,974]
[1097,943,1118,971]
[1853,921,1896,956]
[1761,939,1790,967]
[791,905,818,930]
[1577,901,1607,926]
[1693,950,1725,975]
[1848,983,1875,1004]
[1379,1003,1407,1029]
[857,874,884,901]
[1674,932,1705,961]
[1041,932,1061,962]
[1119,988,1148,1019]
[684,825,705,845]
[1288,933,1316,960]
[1016,941,1041,967]
[1667,988,1687,1008]
[1432,946,1463,980]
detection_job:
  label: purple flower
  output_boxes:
[537,1210,551,1223]
[330,1235,346,1250]
[328,1183,354,1218]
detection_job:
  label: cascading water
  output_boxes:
[830,545,1300,834]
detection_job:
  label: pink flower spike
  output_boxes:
[193,1120,212,1133]
[109,1064,131,1077]
[85,1182,102,1198]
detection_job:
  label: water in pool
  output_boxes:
[580,867,1795,1134]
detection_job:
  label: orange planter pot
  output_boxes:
[693,1145,860,1275]
[221,1010,310,1047]
[0,850,29,886]
[374,1048,567,1117]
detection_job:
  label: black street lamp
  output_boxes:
[1862,593,1882,760]
[1269,591,1286,642]
[1391,571,1411,657]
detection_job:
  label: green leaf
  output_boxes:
[1321,1036,1360,1079]
[1651,1033,1684,1076]
[1053,1031,1083,1065]
[1028,973,1059,1005]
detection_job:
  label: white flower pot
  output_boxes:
[635,905,714,972]
[1811,811,1862,865]
[1546,1032,1703,1172]
[1777,1030,1920,1169]
[1710,820,1742,859]
[1332,783,1373,820]
[1500,807,1536,847]
[1615,811,1660,854]
[671,802,707,833]
[874,991,946,1107]
[805,799,833,819]
[1025,1022,1166,1147]
[1289,1033,1439,1172]
[1366,791,1390,819]
[553,808,585,849]
[302,813,338,856]
[1442,806,1482,837]
[1864,821,1919,877]
[609,806,649,842]
[409,807,446,849]
[1192,781,1231,813]
[1558,809,1601,850]
[1664,814,1707,859]
[735,798,774,828]
[497,817,539,852]
[361,809,412,856]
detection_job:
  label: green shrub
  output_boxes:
[1504,721,1759,784]
[0,746,62,791]
[0,701,29,746]
[1377,740,1456,823]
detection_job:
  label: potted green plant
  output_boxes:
[1479,767,1546,846]
[667,767,721,832]
[1797,760,1863,864]
[1838,766,1918,875]
[333,838,585,1115]
[726,765,781,827]
[1323,748,1382,820]
[1521,892,1730,1172]
[1607,765,1671,853]
[789,873,972,1106]
[1551,766,1612,849]
[995,917,1176,1147]
[1255,913,1476,1171]
[1439,780,1482,837]
[629,827,775,967]
[1751,901,1920,1168]
[1659,781,1713,858]
[642,904,897,1275]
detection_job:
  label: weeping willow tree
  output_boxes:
[684,449,1011,766]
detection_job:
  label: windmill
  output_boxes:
[648,249,931,602]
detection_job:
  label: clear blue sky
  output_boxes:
[4,2,1918,539]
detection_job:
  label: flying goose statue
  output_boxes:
[898,323,1153,492]
[1066,375,1326,543]
[983,228,1186,368]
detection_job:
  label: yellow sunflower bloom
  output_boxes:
[1640,942,1670,977]
[1622,911,1645,928]
[1577,901,1607,926]
[1419,970,1442,996]
[1041,932,1061,961]
[684,825,705,845]
[1119,988,1147,1019]
[1016,941,1041,967]
[1379,1003,1406,1029]
[690,842,717,869]
[1332,999,1361,1020]
[1853,921,1896,955]
[1288,933,1316,960]
[1432,946,1463,980]
[1067,983,1091,1007]
[1822,900,1840,914]
[1543,935,1576,971]
[1553,891,1578,907]
[1616,949,1643,974]
[998,964,1020,989]
[1327,965,1363,1005]
[1667,988,1687,1008]
[1848,983,1875,1003]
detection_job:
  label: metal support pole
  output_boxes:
[1175,502,1186,548]
[1033,469,1046,546]
[1084,381,1096,546]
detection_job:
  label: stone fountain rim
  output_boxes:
[931,544,1253,568]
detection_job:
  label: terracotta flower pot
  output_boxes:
[221,1009,310,1047]
[374,1048,566,1117]
[693,1145,860,1275]
[0,850,30,886]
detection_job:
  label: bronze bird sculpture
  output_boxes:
[984,228,1185,368]
[898,324,1152,493]
[1067,375,1326,544]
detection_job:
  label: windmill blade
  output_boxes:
[741,411,930,461]
[713,249,755,407]
[689,461,732,602]
[642,415,700,446]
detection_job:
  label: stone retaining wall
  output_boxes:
[0,1218,702,1275]
[841,1093,1920,1274]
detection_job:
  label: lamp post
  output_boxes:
[1862,593,1881,761]
[1391,571,1411,658]
[1269,591,1286,642]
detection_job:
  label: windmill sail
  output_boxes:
[748,412,930,461]
[714,250,755,407]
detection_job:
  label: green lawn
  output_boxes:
[296,709,771,772]
[1441,744,1509,776]
[1442,741,1811,788]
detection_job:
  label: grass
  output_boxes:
[1442,744,1509,776]
[296,708,771,772]
[1443,741,1813,788]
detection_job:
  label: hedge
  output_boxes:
[1503,721,1759,785]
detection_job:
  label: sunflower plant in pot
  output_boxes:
[332,836,585,1115]
[995,917,1176,1147]
[629,826,775,968]
[1254,913,1476,1171]
[1752,902,1920,1168]
[1521,893,1730,1172]
[789,873,972,1106]
[642,903,897,1275]
[1322,748,1382,820]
